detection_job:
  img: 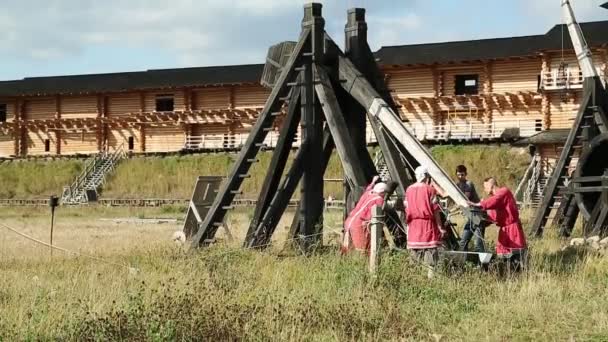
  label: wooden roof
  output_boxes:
[0,64,264,97]
[376,21,608,67]
[1,20,607,97]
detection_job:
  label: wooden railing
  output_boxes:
[0,197,346,209]
[368,118,541,143]
[184,131,302,150]
[540,69,585,91]
[184,118,541,151]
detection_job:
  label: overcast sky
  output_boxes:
[0,0,606,81]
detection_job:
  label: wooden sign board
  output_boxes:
[182,176,223,239]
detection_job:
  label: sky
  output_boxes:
[0,0,606,81]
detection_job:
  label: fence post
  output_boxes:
[369,205,384,274]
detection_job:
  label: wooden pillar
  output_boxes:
[55,95,61,155]
[482,61,493,124]
[343,7,377,215]
[541,54,552,129]
[18,99,26,157]
[184,88,193,111]
[139,125,146,153]
[298,3,325,250]
[229,86,235,109]
[96,95,104,152]
[139,92,145,113]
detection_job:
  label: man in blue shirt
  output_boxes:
[455,165,485,252]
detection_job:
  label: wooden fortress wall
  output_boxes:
[0,48,606,159]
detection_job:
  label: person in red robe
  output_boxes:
[405,166,446,276]
[342,181,386,253]
[470,177,527,256]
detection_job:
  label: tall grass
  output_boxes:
[102,145,529,199]
[0,160,83,198]
[0,145,530,200]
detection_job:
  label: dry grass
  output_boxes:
[1,206,608,340]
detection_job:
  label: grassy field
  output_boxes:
[0,145,530,200]
[1,206,607,341]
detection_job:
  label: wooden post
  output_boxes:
[140,125,146,153]
[55,95,61,155]
[298,3,325,252]
[369,205,384,274]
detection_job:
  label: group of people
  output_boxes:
[342,164,528,273]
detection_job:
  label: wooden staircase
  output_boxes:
[61,145,127,205]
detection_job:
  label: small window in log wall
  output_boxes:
[44,139,50,152]
[155,94,174,112]
[128,136,134,150]
[455,75,479,95]
[0,104,6,122]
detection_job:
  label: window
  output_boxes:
[128,136,134,150]
[155,94,174,112]
[44,139,50,152]
[537,74,542,91]
[535,119,543,132]
[455,75,479,95]
[0,104,6,122]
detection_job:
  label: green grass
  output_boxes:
[0,160,83,198]
[0,145,530,200]
[102,145,529,199]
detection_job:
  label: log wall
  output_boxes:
[108,128,141,152]
[145,126,186,152]
[61,132,98,154]
[26,130,56,156]
[25,97,56,120]
[0,134,14,157]
[192,87,231,110]
[107,93,140,116]
[233,85,270,109]
[492,59,540,93]
[0,99,17,122]
[61,96,98,119]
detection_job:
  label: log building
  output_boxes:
[0,21,607,170]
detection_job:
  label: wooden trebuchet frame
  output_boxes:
[189,3,481,251]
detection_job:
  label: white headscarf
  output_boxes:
[415,166,428,183]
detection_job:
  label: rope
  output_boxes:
[0,223,136,272]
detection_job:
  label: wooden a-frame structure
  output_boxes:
[530,0,608,238]
[188,4,476,250]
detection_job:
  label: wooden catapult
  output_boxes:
[185,3,480,251]
[531,0,608,239]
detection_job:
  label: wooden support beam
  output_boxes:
[338,53,470,208]
[229,86,235,109]
[139,92,145,113]
[244,89,302,248]
[314,64,367,192]
[140,125,146,152]
[55,95,62,155]
[190,28,311,248]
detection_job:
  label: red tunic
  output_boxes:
[344,192,384,251]
[480,187,527,255]
[404,182,442,249]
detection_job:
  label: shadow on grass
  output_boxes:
[533,246,591,275]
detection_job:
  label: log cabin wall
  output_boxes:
[145,126,186,153]
[108,128,141,153]
[192,87,231,110]
[61,95,98,119]
[60,132,98,155]
[26,130,56,156]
